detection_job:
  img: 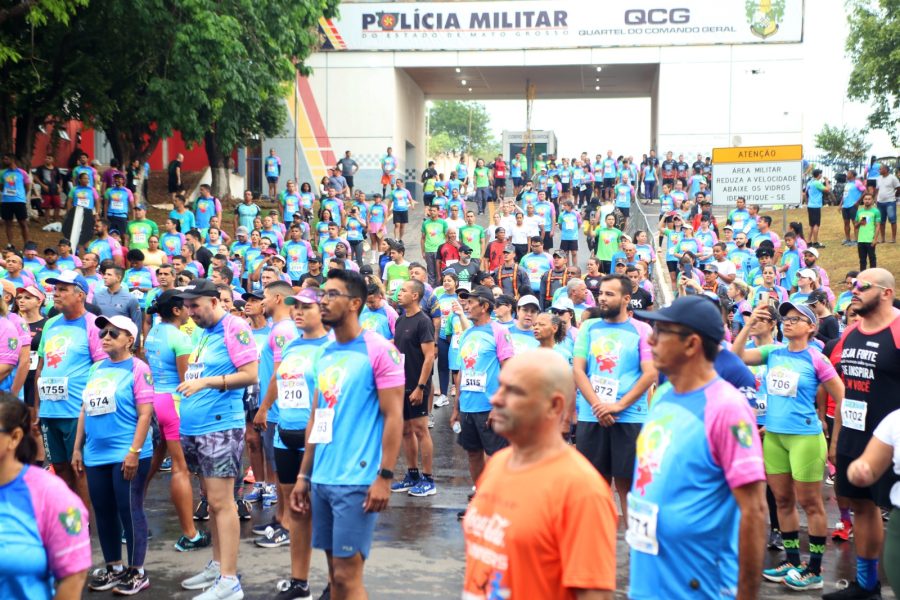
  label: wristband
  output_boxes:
[299,473,311,482]
[128,447,141,454]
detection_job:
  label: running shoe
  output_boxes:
[243,467,256,484]
[784,567,823,591]
[882,509,890,522]
[174,530,212,552]
[193,498,210,521]
[262,484,278,507]
[276,579,311,599]
[433,394,450,408]
[317,584,331,600]
[89,567,128,591]
[821,581,882,599]
[181,560,220,590]
[236,499,252,520]
[428,413,435,428]
[159,457,172,472]
[244,483,263,503]
[252,519,279,536]
[762,561,799,583]
[255,525,290,548]
[112,569,150,596]
[408,478,436,497]
[767,530,784,551]
[826,474,835,486]
[391,472,419,493]
[192,575,244,600]
[832,519,853,542]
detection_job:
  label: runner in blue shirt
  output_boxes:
[1,153,32,245]
[507,295,540,355]
[389,178,415,240]
[265,149,282,200]
[841,170,866,245]
[806,169,830,248]
[291,270,404,600]
[278,180,301,224]
[193,185,222,232]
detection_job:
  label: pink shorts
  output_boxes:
[369,222,385,235]
[153,392,181,441]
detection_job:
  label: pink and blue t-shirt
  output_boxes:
[259,318,300,424]
[37,313,107,419]
[2,168,31,203]
[457,322,515,413]
[145,322,193,394]
[0,314,30,398]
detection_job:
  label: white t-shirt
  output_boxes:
[499,214,517,234]
[446,218,466,236]
[873,408,900,509]
[509,223,531,245]
[875,174,900,204]
[524,215,543,236]
[713,259,737,280]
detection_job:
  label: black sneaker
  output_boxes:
[767,529,784,551]
[174,530,212,552]
[317,584,331,600]
[822,581,882,600]
[112,569,150,596]
[236,499,252,520]
[88,566,128,591]
[193,499,209,521]
[276,579,311,599]
[252,519,279,536]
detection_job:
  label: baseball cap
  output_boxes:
[459,244,473,254]
[778,301,818,327]
[45,270,89,294]
[551,296,575,313]
[285,287,323,306]
[503,244,515,253]
[552,250,566,259]
[109,228,121,235]
[516,294,541,310]
[270,254,286,263]
[722,225,734,231]
[134,204,147,211]
[458,285,495,306]
[797,268,816,280]
[802,247,819,258]
[236,226,249,236]
[23,241,37,251]
[755,246,774,259]
[146,289,183,315]
[43,247,58,255]
[261,247,277,256]
[241,289,264,301]
[495,294,515,307]
[633,295,726,343]
[681,222,694,231]
[703,264,718,273]
[95,315,138,339]
[806,289,829,306]
[58,238,72,246]
[15,285,45,303]
[175,279,220,299]
[308,254,321,263]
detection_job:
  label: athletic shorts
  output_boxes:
[763,431,826,482]
[603,178,616,190]
[512,177,523,188]
[40,417,78,465]
[560,239,578,252]
[108,216,128,237]
[0,202,27,222]
[542,232,554,251]
[807,207,822,228]
[41,194,62,210]
[666,260,679,273]
[403,387,430,421]
[494,178,506,188]
[266,176,279,184]
[423,193,434,207]
[457,410,508,456]
[274,445,304,486]
[381,173,392,186]
[841,206,858,222]
[311,483,377,559]
[835,451,899,509]
[575,421,642,480]
[866,179,877,190]
[345,176,354,189]
[561,183,570,193]
[662,178,675,187]
[152,392,181,441]
[618,207,630,218]
[393,211,409,224]
[878,201,897,224]
[181,428,245,479]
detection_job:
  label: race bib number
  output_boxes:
[841,399,867,432]
[110,199,125,212]
[766,368,799,398]
[461,370,487,392]
[626,493,660,555]
[450,335,460,350]
[388,278,403,293]
[308,407,334,444]
[29,351,38,371]
[590,375,619,404]
[185,362,204,382]
[84,381,117,416]
[75,195,90,208]
[277,378,310,410]
[132,232,147,246]
[755,393,767,418]
[38,377,68,401]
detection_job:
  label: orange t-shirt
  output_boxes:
[462,445,618,599]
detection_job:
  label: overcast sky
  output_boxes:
[481,0,896,159]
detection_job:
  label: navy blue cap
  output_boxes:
[633,295,725,342]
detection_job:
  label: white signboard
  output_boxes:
[712,145,804,206]
[320,0,804,51]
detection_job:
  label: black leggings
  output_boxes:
[86,458,151,567]
[858,242,876,270]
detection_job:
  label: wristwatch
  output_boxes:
[417,383,427,391]
[378,468,394,480]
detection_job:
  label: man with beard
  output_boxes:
[826,268,899,600]
[572,274,657,523]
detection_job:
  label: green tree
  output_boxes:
[0,0,86,66]
[846,0,900,144]
[428,100,497,158]
[814,124,871,166]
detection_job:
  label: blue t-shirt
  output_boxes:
[104,186,131,218]
[82,358,154,467]
[235,202,260,231]
[280,193,301,222]
[282,240,313,279]
[37,313,107,419]
[807,180,826,209]
[557,210,580,241]
[615,183,634,208]
[168,209,195,234]
[310,330,404,486]
[194,196,219,230]
[360,305,394,341]
[145,322,193,393]
[391,189,412,212]
[843,180,865,209]
[457,322,515,413]
[507,325,539,355]
[757,345,836,435]
[260,318,300,424]
[273,334,330,448]
[1,168,29,203]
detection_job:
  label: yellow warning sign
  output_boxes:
[712,145,803,164]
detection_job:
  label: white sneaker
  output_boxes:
[433,395,450,408]
[428,413,435,428]
[193,575,244,600]
[181,560,220,590]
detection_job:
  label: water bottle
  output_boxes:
[452,421,462,434]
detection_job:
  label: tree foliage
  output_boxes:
[0,0,86,65]
[428,100,498,158]
[814,124,871,166]
[846,0,900,144]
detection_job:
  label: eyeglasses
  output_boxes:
[99,328,122,339]
[781,316,810,325]
[652,324,694,338]
[850,278,888,293]
[319,289,354,301]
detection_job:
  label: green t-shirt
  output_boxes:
[594,226,623,261]
[474,167,490,188]
[459,224,486,259]
[127,219,160,250]
[855,206,881,243]
[383,261,410,295]
[422,219,448,253]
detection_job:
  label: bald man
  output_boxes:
[826,267,899,599]
[461,350,617,599]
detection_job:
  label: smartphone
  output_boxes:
[757,290,768,304]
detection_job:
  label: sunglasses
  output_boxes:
[850,278,888,293]
[99,328,122,339]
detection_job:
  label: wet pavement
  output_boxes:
[84,202,895,598]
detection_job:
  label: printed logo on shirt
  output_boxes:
[7,338,16,350]
[59,507,83,535]
[388,347,402,365]
[143,372,154,386]
[236,329,251,345]
[44,334,71,368]
[275,335,287,349]
[634,414,674,495]
[590,336,622,372]
[731,420,754,448]
[460,337,481,370]
[318,359,349,408]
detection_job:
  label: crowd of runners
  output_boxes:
[0,146,898,600]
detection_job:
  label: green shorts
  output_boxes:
[763,431,826,482]
[40,417,79,465]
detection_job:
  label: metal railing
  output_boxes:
[630,200,673,307]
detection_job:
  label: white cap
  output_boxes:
[802,246,819,258]
[516,294,541,310]
[95,315,138,339]
[551,297,575,312]
[797,268,817,280]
